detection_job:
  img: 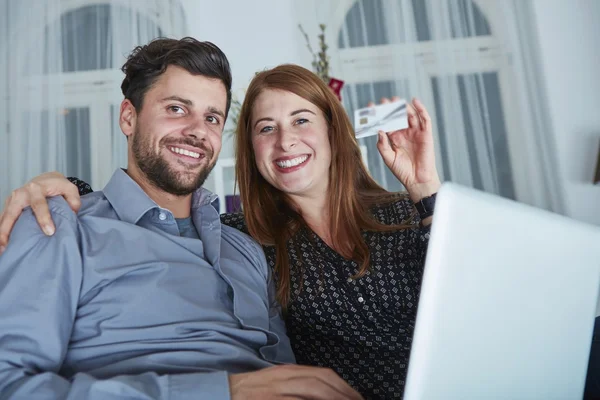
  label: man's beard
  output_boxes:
[132,128,215,196]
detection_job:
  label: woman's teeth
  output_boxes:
[276,155,309,168]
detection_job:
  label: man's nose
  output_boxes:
[182,118,208,140]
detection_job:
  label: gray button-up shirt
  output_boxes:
[0,169,295,399]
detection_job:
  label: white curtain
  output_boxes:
[0,0,187,200]
[295,0,565,212]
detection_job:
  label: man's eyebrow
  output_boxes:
[253,109,316,129]
[160,96,192,106]
[161,97,225,119]
[208,106,226,119]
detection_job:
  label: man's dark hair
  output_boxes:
[120,37,232,117]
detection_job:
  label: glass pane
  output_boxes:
[338,0,491,48]
[338,0,389,48]
[20,110,56,173]
[342,80,411,192]
[35,4,164,73]
[111,105,128,170]
[64,107,92,183]
[60,5,112,72]
[431,72,515,199]
[18,108,90,182]
[447,0,491,38]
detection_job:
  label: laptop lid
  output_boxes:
[403,183,600,400]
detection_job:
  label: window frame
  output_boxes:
[10,0,182,189]
[295,0,544,205]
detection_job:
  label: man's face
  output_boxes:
[123,65,227,196]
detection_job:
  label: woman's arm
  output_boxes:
[375,98,441,226]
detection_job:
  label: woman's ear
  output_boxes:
[119,99,137,138]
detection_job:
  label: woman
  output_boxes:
[0,64,440,399]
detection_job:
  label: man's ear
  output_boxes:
[119,99,137,138]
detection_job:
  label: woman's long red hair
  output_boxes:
[235,64,412,307]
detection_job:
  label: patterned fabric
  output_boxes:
[67,177,93,196]
[221,199,430,400]
[70,178,430,399]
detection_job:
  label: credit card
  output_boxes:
[354,100,408,139]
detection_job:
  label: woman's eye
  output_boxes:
[295,118,309,125]
[259,126,274,133]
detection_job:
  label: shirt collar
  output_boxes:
[103,169,219,225]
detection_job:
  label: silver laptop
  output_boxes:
[403,183,600,400]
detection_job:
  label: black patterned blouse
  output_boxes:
[68,178,430,399]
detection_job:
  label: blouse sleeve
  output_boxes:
[384,196,432,266]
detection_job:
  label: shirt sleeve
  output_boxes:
[247,239,295,365]
[265,259,296,365]
[0,198,233,400]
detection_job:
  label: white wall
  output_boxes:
[531,0,600,224]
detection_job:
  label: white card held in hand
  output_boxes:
[353,100,409,139]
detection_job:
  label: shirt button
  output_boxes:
[358,296,364,303]
[158,213,167,221]
[347,277,353,283]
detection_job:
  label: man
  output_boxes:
[0,37,361,400]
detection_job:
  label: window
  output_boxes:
[19,0,185,189]
[324,0,525,200]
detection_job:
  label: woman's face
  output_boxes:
[250,89,332,199]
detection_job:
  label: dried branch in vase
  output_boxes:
[224,95,243,137]
[298,24,330,84]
